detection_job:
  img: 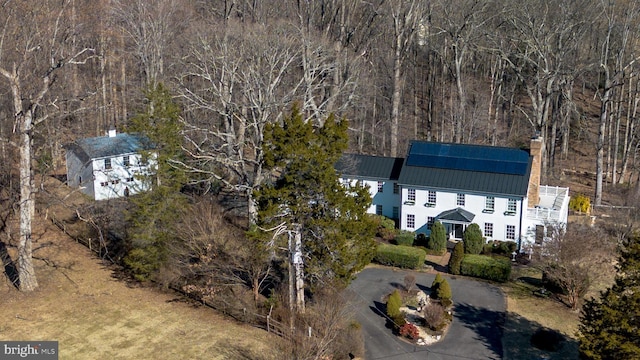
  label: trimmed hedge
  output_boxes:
[374,243,426,269]
[416,245,447,256]
[460,254,512,282]
[395,230,415,246]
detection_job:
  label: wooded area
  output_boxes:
[2,1,640,357]
[2,0,640,198]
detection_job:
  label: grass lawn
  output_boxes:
[0,218,277,360]
[501,265,580,360]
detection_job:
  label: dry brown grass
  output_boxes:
[501,266,580,360]
[0,214,277,360]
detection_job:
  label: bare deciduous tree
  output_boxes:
[0,0,94,291]
[532,223,616,310]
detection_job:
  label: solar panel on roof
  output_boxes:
[405,141,529,175]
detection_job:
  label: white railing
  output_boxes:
[526,207,563,221]
[539,185,568,197]
[527,185,570,222]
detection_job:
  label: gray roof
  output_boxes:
[335,154,404,180]
[397,141,532,197]
[436,208,476,223]
[66,133,151,163]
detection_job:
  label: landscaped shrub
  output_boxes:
[395,230,415,246]
[482,240,518,256]
[390,314,406,330]
[416,246,447,256]
[431,273,444,296]
[399,323,420,340]
[386,289,402,319]
[403,274,416,292]
[379,216,396,230]
[374,243,426,269]
[428,221,447,253]
[378,227,397,242]
[463,223,484,254]
[415,233,428,247]
[437,279,453,308]
[482,241,494,255]
[423,302,447,331]
[569,193,590,213]
[460,254,512,282]
[448,241,464,275]
[374,215,398,241]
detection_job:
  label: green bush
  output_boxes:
[496,241,517,255]
[482,240,518,256]
[431,273,444,296]
[415,233,428,247]
[374,243,426,269]
[386,289,402,318]
[436,278,452,302]
[419,246,447,256]
[380,216,396,230]
[390,314,406,330]
[395,230,415,246]
[449,241,464,275]
[463,223,484,254]
[428,221,447,252]
[460,254,512,282]
[482,241,494,255]
[378,227,397,242]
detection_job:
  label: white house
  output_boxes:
[336,136,569,250]
[65,130,156,201]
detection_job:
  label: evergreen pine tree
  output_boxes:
[124,84,188,281]
[463,223,484,255]
[578,236,640,359]
[255,104,377,288]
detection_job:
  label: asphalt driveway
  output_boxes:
[348,267,505,360]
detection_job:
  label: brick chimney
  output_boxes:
[527,135,543,208]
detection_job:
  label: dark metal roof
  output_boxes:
[436,207,476,223]
[335,154,404,180]
[65,133,151,164]
[397,141,532,197]
[406,141,529,175]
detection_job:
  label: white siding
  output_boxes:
[92,153,154,201]
[341,178,401,220]
[401,187,524,240]
[67,150,155,201]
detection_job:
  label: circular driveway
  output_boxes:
[348,267,505,360]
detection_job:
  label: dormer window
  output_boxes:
[104,158,112,170]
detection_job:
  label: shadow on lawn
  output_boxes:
[455,302,578,360]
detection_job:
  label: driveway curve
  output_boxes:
[348,267,505,360]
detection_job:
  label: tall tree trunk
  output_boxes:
[390,42,402,157]
[1,65,40,291]
[18,110,38,291]
[596,87,611,206]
